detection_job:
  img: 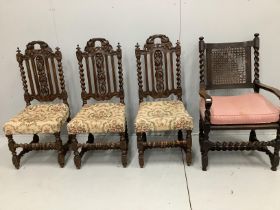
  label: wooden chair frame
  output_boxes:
[135,34,192,167]
[70,38,128,169]
[199,34,280,171]
[6,41,70,169]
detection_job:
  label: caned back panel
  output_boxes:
[16,41,68,105]
[205,41,254,89]
[76,38,124,104]
[135,34,182,102]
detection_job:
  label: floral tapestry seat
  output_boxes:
[3,103,69,135]
[67,103,125,134]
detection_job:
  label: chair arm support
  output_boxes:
[199,89,213,107]
[199,89,212,123]
[254,83,280,99]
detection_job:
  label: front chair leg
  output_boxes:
[201,125,210,171]
[201,149,208,171]
[185,130,192,166]
[70,135,81,169]
[199,118,204,153]
[137,132,144,168]
[271,130,280,171]
[55,133,65,168]
[7,135,20,169]
[120,133,127,168]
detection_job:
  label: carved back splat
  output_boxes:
[16,41,68,106]
[135,34,182,103]
[76,38,124,105]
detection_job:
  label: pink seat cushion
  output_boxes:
[200,93,279,125]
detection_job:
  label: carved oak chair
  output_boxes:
[67,38,128,169]
[199,34,280,171]
[135,34,193,167]
[3,41,70,169]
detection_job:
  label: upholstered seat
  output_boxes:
[67,103,125,134]
[3,103,69,135]
[135,100,193,132]
[200,93,279,125]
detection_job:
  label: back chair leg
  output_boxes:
[186,130,192,166]
[271,129,280,171]
[199,118,204,153]
[79,133,94,157]
[71,135,81,169]
[178,130,183,141]
[33,134,39,143]
[6,135,20,169]
[120,132,127,167]
[142,132,147,142]
[137,132,144,168]
[55,132,65,168]
[249,129,258,142]
[88,133,94,143]
[125,124,129,150]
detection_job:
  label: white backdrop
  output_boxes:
[0,0,280,136]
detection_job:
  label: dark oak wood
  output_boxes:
[135,34,183,102]
[7,41,71,169]
[72,38,128,169]
[76,38,124,104]
[135,34,192,167]
[199,34,280,171]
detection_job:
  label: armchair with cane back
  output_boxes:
[199,34,280,171]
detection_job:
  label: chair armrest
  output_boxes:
[255,83,280,99]
[199,89,213,106]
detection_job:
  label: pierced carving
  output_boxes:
[144,34,172,50]
[15,41,69,106]
[76,38,125,103]
[95,53,107,95]
[85,38,113,53]
[135,34,182,100]
[35,56,49,96]
[154,50,164,92]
